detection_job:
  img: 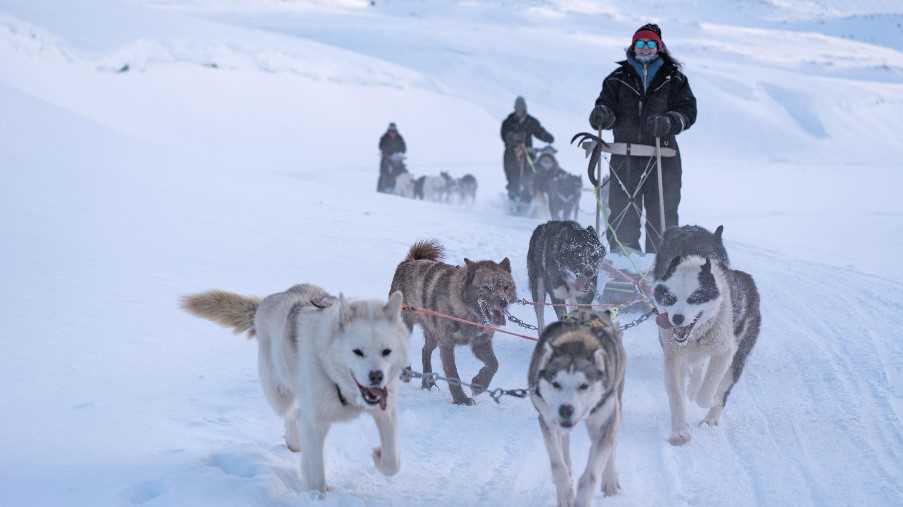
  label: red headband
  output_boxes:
[632,29,663,47]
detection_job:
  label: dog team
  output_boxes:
[182,219,760,506]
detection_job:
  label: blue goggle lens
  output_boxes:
[634,40,658,49]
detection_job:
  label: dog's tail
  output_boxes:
[405,240,444,262]
[181,290,261,337]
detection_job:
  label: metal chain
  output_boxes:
[505,305,657,333]
[504,309,540,331]
[399,366,530,404]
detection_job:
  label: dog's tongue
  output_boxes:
[656,312,673,329]
[574,278,590,292]
[368,387,388,410]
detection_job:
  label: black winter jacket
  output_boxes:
[500,113,554,148]
[593,58,697,151]
[379,132,407,157]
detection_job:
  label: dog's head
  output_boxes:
[326,291,410,411]
[558,225,605,293]
[534,311,618,430]
[653,256,725,343]
[462,257,516,326]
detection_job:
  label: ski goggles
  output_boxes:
[634,39,658,49]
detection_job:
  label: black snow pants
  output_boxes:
[606,153,681,254]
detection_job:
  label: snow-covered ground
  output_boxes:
[2,0,902,506]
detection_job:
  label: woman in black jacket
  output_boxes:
[589,24,697,255]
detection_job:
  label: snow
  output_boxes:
[1,0,902,506]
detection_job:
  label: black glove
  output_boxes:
[589,105,613,130]
[646,114,672,137]
[646,112,686,138]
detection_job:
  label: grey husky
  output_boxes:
[528,221,606,333]
[390,240,516,405]
[181,284,410,492]
[529,309,626,506]
[652,225,761,445]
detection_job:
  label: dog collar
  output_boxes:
[335,384,349,407]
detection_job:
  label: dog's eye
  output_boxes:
[552,382,562,390]
[353,349,365,357]
[578,384,590,391]
[382,348,392,357]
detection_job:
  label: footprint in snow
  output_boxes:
[122,480,165,505]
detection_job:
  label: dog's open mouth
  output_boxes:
[478,299,508,326]
[354,379,388,410]
[671,312,703,343]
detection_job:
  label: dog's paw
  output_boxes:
[601,478,621,497]
[668,427,691,446]
[371,447,400,476]
[701,409,721,427]
[453,396,475,406]
[556,488,576,507]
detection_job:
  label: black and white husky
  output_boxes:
[528,221,606,332]
[652,225,761,445]
[529,309,626,506]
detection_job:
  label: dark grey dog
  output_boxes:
[455,174,478,205]
[545,169,582,221]
[528,221,606,332]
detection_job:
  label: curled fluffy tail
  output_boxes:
[406,240,444,262]
[181,290,260,336]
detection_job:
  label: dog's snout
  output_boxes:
[672,313,685,326]
[369,370,384,385]
[558,404,574,420]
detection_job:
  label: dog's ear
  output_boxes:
[384,291,404,320]
[701,257,712,274]
[593,347,607,369]
[338,293,351,330]
[587,225,596,236]
[714,225,724,241]
[463,258,473,267]
[499,257,512,273]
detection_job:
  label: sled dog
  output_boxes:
[528,221,606,332]
[392,172,416,198]
[652,225,761,445]
[181,284,410,492]
[390,241,516,405]
[529,309,626,506]
[454,174,478,205]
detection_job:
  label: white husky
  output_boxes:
[652,226,761,446]
[182,284,410,492]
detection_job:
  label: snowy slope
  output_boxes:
[2,1,902,506]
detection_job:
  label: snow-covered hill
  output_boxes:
[1,1,901,506]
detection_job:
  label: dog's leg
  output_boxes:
[370,404,401,476]
[576,412,620,506]
[298,417,329,492]
[532,277,546,333]
[695,350,734,409]
[284,413,301,453]
[687,361,704,400]
[440,340,473,405]
[601,441,620,496]
[560,429,572,472]
[664,353,691,445]
[702,370,734,426]
[538,416,574,507]
[470,337,499,397]
[421,329,439,390]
